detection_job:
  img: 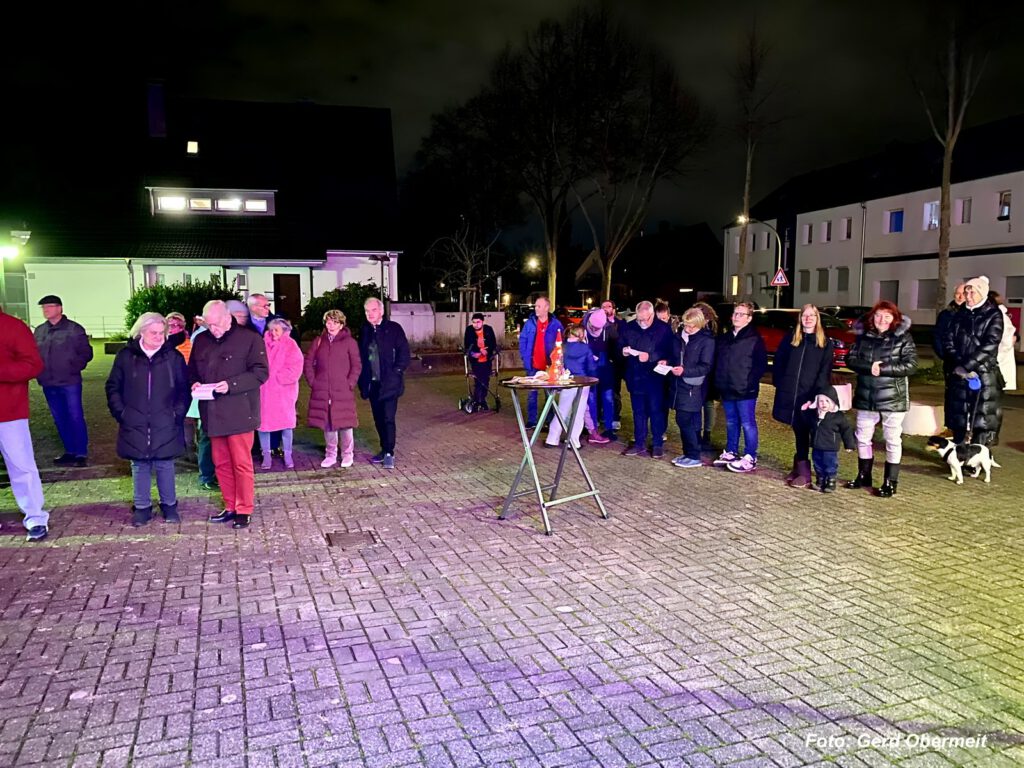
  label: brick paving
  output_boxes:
[1,349,1023,767]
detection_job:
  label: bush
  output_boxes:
[124,279,242,332]
[300,283,381,339]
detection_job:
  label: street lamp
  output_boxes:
[737,215,785,308]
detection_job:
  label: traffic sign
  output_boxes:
[770,268,789,287]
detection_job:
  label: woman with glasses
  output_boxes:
[305,309,362,468]
[845,300,917,497]
[713,302,768,473]
[771,304,834,488]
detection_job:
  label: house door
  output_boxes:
[273,274,302,323]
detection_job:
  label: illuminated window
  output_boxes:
[186,141,199,154]
[801,224,812,245]
[189,198,212,210]
[840,217,852,240]
[820,220,832,243]
[157,196,186,211]
[216,198,242,211]
[729,274,739,296]
[884,208,904,234]
[998,191,1011,221]
[244,199,268,212]
[956,197,972,224]
[923,201,939,230]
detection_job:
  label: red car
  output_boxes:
[747,309,854,369]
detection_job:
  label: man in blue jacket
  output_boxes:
[619,301,674,458]
[518,297,564,428]
[358,297,411,470]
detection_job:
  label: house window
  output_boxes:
[799,269,810,293]
[217,198,242,211]
[730,274,739,296]
[245,199,269,212]
[744,274,753,295]
[917,279,938,309]
[210,273,221,286]
[924,201,939,230]
[186,140,199,155]
[837,267,850,292]
[998,191,1011,221]
[157,196,186,212]
[759,272,769,290]
[956,197,972,225]
[183,274,193,285]
[1006,275,1024,301]
[879,280,899,304]
[885,208,904,233]
[840,217,852,240]
[801,224,812,245]
[817,268,829,292]
[189,198,212,211]
[733,236,740,253]
[821,221,832,243]
[762,232,771,251]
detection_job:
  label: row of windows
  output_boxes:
[800,218,853,245]
[884,192,1010,234]
[156,196,269,213]
[732,273,1024,305]
[796,267,851,294]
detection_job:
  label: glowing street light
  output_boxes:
[0,246,19,260]
[526,256,540,271]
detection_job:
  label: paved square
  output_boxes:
[1,350,1022,766]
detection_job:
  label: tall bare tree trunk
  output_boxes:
[937,142,953,310]
[737,136,754,296]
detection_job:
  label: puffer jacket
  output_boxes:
[305,328,362,430]
[671,328,715,412]
[941,298,1004,439]
[771,331,834,425]
[105,339,190,460]
[714,325,767,401]
[847,316,917,412]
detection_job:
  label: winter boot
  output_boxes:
[784,456,800,484]
[791,460,813,488]
[822,476,837,494]
[159,502,181,523]
[844,457,874,489]
[131,505,153,527]
[877,462,900,498]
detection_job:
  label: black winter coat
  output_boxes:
[464,324,498,361]
[188,321,269,437]
[772,331,834,425]
[810,410,856,452]
[671,328,715,412]
[714,325,768,401]
[847,316,917,412]
[619,319,675,394]
[358,320,412,401]
[941,298,1004,437]
[34,316,94,386]
[105,339,190,460]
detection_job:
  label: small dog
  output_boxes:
[925,436,1001,484]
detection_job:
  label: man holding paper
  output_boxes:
[188,300,268,529]
[619,301,674,458]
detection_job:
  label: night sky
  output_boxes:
[6,1,1024,237]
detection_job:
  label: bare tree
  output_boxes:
[734,22,779,292]
[914,8,990,312]
[423,217,506,313]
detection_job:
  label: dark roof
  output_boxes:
[745,113,1024,223]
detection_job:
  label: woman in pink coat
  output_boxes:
[305,309,362,468]
[258,318,304,469]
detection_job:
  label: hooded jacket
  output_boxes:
[847,315,917,412]
[941,297,1004,438]
[771,330,834,425]
[808,385,856,452]
[105,338,190,460]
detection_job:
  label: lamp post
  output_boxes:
[737,215,784,308]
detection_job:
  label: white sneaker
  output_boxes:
[320,455,337,468]
[712,451,737,466]
[727,454,757,473]
[340,456,354,468]
[612,420,621,430]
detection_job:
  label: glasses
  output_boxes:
[732,311,751,317]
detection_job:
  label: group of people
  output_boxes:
[517,275,1016,498]
[0,294,410,539]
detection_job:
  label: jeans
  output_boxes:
[131,459,177,508]
[211,432,256,515]
[811,449,839,479]
[722,398,758,458]
[701,400,715,435]
[630,387,666,448]
[369,382,399,454]
[0,419,49,529]
[675,409,702,460]
[196,420,215,484]
[42,383,88,456]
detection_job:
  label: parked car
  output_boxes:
[820,305,872,329]
[725,308,855,369]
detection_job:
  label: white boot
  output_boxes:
[320,453,337,468]
[321,430,339,468]
[284,452,294,469]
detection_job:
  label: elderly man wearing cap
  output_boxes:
[942,275,1005,447]
[33,295,94,466]
[463,312,497,410]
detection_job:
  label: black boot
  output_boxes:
[160,502,180,523]
[823,476,837,494]
[131,505,153,527]
[877,462,900,497]
[844,457,874,489]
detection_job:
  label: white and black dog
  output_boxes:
[925,436,1001,485]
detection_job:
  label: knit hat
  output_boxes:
[817,384,840,412]
[965,275,990,302]
[586,308,606,332]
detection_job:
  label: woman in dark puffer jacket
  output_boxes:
[941,275,1004,447]
[844,300,917,497]
[772,304,834,488]
[105,313,191,526]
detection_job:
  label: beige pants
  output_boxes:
[855,411,906,463]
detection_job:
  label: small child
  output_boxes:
[801,384,856,492]
[546,324,598,450]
